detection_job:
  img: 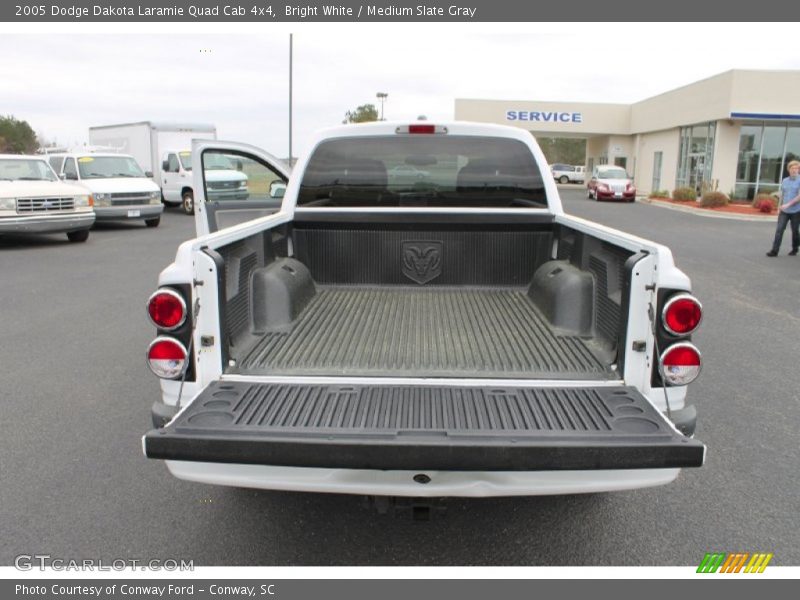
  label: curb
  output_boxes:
[637,198,777,222]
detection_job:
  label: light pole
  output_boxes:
[376,92,388,121]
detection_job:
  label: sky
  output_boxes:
[2,22,800,158]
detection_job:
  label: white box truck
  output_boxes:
[89,121,243,215]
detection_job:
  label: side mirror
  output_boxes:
[65,172,77,180]
[145,171,153,178]
[269,181,286,199]
[236,160,243,171]
[162,161,170,172]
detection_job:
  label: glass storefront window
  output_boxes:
[784,126,800,173]
[735,122,800,200]
[759,126,787,184]
[691,124,708,154]
[676,122,715,192]
[652,151,663,192]
[736,125,761,186]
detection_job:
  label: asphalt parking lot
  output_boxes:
[2,193,799,566]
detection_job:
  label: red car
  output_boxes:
[587,166,636,202]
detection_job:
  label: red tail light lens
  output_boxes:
[147,337,188,379]
[395,124,448,134]
[659,343,701,386]
[147,289,187,331]
[662,294,702,336]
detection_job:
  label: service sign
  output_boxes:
[506,110,583,123]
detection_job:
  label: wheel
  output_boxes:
[559,175,569,184]
[587,188,593,199]
[67,229,89,243]
[182,190,194,216]
[145,217,160,228]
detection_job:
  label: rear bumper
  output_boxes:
[163,461,682,497]
[94,204,163,220]
[0,212,95,234]
[145,381,705,473]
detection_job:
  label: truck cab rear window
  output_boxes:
[297,136,547,209]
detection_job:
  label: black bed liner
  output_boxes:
[145,381,705,471]
[234,286,611,379]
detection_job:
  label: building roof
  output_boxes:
[89,121,216,132]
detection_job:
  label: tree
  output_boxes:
[343,104,379,124]
[0,116,39,154]
[537,137,586,166]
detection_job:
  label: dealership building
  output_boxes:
[455,70,800,199]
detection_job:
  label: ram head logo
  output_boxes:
[402,241,442,284]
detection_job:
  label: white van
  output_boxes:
[48,152,164,227]
[89,122,220,216]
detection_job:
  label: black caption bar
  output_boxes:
[0,0,789,22]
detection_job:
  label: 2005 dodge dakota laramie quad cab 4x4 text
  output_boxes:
[142,122,705,498]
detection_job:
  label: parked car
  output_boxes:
[551,163,585,184]
[142,122,705,503]
[0,155,94,242]
[587,165,636,202]
[48,152,163,227]
[388,164,430,180]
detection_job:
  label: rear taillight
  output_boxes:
[659,343,701,386]
[147,289,187,331]
[662,294,702,336]
[147,337,188,379]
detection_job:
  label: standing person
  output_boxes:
[767,160,800,257]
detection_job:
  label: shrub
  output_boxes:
[699,191,729,208]
[672,187,697,202]
[752,194,777,213]
[649,189,670,198]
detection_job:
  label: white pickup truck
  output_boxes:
[143,122,705,500]
[160,150,249,216]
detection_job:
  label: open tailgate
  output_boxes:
[144,381,704,471]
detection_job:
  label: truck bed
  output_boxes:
[233,285,609,379]
[219,222,631,381]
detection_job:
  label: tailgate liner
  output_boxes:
[145,382,704,471]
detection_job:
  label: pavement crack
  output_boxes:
[729,291,800,326]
